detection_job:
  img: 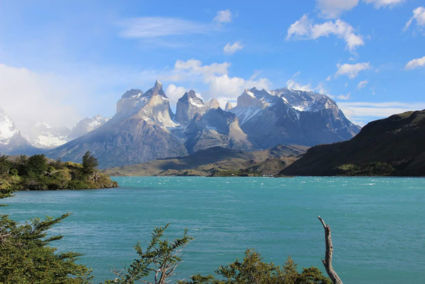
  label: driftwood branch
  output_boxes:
[318,216,343,284]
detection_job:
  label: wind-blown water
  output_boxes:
[2,177,425,283]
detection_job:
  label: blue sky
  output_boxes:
[0,0,425,132]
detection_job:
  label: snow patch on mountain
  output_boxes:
[0,109,19,144]
[68,115,109,140]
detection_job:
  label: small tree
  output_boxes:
[180,250,331,284]
[26,154,48,176]
[82,151,98,174]
[0,155,11,175]
[0,213,92,283]
[107,224,193,284]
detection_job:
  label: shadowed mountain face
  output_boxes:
[282,110,425,176]
[184,108,252,153]
[46,82,359,168]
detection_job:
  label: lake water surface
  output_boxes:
[2,177,425,283]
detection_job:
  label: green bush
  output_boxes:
[0,154,116,191]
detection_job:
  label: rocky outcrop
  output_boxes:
[175,90,208,124]
[184,108,252,153]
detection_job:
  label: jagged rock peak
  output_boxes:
[116,81,169,116]
[154,79,162,89]
[175,90,207,124]
[145,80,167,98]
[236,88,274,109]
[181,90,203,102]
[225,101,234,111]
[208,98,220,109]
[186,90,198,98]
[121,89,143,99]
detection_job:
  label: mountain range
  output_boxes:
[0,109,108,151]
[45,81,359,168]
[0,109,39,155]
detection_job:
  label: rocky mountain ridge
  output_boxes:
[45,80,359,168]
[0,108,108,151]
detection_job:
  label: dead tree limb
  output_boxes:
[318,216,343,284]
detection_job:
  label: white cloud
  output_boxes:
[357,80,368,88]
[165,59,270,102]
[405,7,425,31]
[317,0,404,18]
[119,17,211,38]
[337,93,351,100]
[170,59,229,80]
[336,62,371,78]
[317,0,359,18]
[364,0,405,8]
[165,84,186,106]
[339,101,425,123]
[214,10,232,23]
[223,42,243,54]
[207,74,270,99]
[0,64,80,137]
[405,56,425,70]
[286,79,313,92]
[286,15,364,51]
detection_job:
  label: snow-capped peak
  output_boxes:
[68,115,109,140]
[0,109,19,144]
[272,88,337,113]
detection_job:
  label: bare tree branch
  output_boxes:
[318,216,343,284]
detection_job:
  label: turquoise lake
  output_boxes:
[2,177,425,283]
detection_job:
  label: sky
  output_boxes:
[0,0,425,134]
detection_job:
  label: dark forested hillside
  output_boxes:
[282,110,425,176]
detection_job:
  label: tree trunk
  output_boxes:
[318,216,343,284]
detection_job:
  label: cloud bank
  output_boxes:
[0,64,80,136]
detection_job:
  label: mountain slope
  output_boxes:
[231,88,360,148]
[47,81,188,168]
[282,110,425,176]
[105,145,307,176]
